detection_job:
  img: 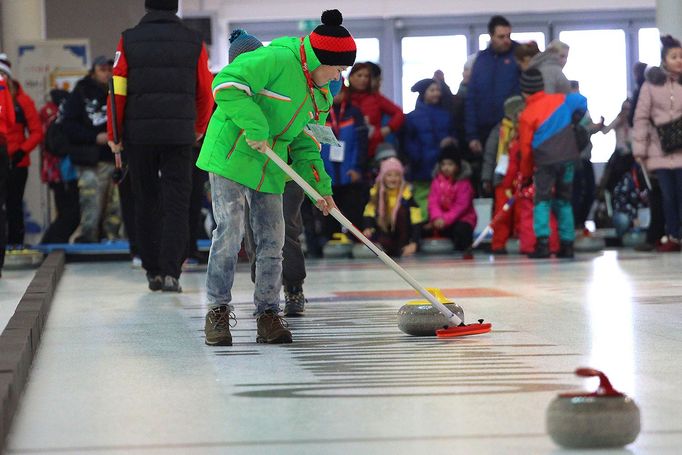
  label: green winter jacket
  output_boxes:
[197,35,333,195]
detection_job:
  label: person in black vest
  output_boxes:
[107,0,214,292]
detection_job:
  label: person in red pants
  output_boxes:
[491,133,560,254]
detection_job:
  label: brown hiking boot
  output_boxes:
[204,305,235,346]
[256,311,292,344]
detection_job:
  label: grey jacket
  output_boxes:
[529,52,571,95]
[482,122,503,186]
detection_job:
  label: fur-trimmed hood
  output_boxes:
[645,65,682,86]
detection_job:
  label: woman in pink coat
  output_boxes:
[633,35,682,252]
[427,145,477,250]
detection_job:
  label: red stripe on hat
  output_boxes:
[309,33,357,53]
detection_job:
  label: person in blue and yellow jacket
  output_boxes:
[518,68,587,259]
[197,10,356,346]
[320,83,368,238]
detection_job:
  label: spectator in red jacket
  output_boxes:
[347,62,404,159]
[0,69,16,276]
[0,54,43,248]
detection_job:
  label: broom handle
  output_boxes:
[263,146,463,326]
[471,196,515,249]
[108,77,122,170]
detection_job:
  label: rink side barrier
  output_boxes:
[0,251,65,447]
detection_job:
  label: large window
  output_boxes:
[342,37,380,79]
[479,32,546,50]
[638,27,661,67]
[401,35,468,112]
[560,29,627,163]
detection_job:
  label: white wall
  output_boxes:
[184,0,654,21]
[183,0,655,70]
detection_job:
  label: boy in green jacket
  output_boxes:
[198,10,356,346]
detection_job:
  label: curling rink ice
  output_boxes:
[4,250,682,454]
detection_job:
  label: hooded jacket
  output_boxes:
[404,101,454,181]
[0,75,16,141]
[632,66,682,171]
[528,52,571,94]
[61,75,112,163]
[7,81,43,167]
[197,36,333,195]
[518,91,587,177]
[428,160,477,228]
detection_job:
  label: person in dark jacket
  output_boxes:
[404,78,455,220]
[62,56,120,244]
[39,89,80,244]
[107,0,214,292]
[0,54,43,248]
[465,16,520,160]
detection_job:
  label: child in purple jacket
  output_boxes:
[427,145,477,250]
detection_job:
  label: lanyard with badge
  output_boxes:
[299,38,341,147]
[327,101,347,162]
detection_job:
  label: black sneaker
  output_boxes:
[283,286,306,317]
[557,241,575,259]
[528,237,551,259]
[205,305,235,346]
[256,311,292,344]
[162,276,182,293]
[147,274,163,291]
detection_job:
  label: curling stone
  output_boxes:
[505,238,521,255]
[622,229,647,248]
[420,237,453,254]
[322,233,353,258]
[352,242,382,259]
[546,367,640,449]
[575,231,606,252]
[397,288,465,336]
[4,248,44,269]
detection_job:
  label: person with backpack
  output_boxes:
[40,89,80,244]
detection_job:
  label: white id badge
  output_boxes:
[330,141,346,162]
[494,154,509,175]
[306,123,341,146]
[637,207,651,228]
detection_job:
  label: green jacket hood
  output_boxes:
[269,35,322,73]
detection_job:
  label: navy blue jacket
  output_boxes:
[404,101,454,181]
[321,102,368,186]
[465,43,520,142]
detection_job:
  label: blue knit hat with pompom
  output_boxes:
[228,29,263,63]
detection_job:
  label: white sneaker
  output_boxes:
[131,256,142,269]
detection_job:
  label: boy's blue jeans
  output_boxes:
[206,173,284,315]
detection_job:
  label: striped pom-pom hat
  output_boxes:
[309,10,356,67]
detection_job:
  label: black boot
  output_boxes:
[528,237,550,259]
[557,241,574,259]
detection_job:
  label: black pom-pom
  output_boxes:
[321,9,343,26]
[229,29,246,44]
[661,34,682,49]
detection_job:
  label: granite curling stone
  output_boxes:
[546,367,640,449]
[322,232,353,258]
[4,248,44,268]
[397,288,465,336]
[575,231,606,252]
[420,237,453,254]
